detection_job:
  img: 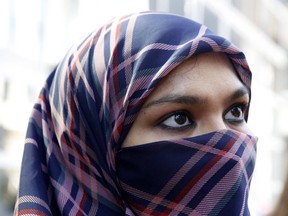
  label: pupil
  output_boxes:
[231,107,241,117]
[174,114,187,125]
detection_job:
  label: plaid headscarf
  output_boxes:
[15,12,256,215]
[116,129,257,215]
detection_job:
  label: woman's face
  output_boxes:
[122,52,252,147]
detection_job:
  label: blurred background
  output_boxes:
[0,0,288,215]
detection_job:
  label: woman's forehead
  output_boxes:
[143,53,244,102]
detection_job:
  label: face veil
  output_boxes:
[15,12,255,215]
[116,130,257,216]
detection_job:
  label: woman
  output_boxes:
[15,12,257,215]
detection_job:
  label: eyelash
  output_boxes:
[157,110,195,130]
[156,102,249,130]
[224,102,249,123]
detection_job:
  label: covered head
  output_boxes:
[15,11,255,215]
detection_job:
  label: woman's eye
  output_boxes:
[224,104,247,123]
[159,112,194,129]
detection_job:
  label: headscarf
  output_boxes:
[15,11,255,215]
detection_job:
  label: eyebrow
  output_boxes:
[230,86,250,101]
[142,86,250,109]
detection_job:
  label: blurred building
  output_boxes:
[0,0,287,215]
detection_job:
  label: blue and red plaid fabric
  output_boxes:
[116,129,257,215]
[15,12,255,215]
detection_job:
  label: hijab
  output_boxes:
[15,11,256,215]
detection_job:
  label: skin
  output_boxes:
[122,52,252,147]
